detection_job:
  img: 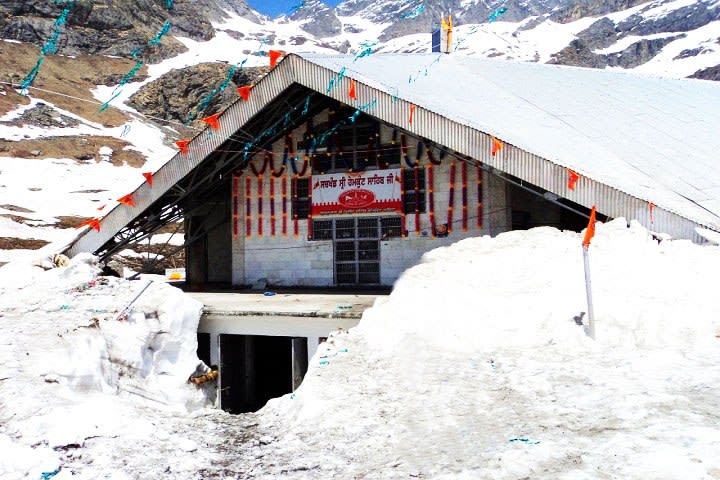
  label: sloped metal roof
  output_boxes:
[69,53,720,256]
[302,53,720,231]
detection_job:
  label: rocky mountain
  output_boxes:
[127,63,267,131]
[289,0,343,38]
[550,0,720,72]
[0,0,260,63]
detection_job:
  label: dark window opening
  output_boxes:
[381,217,402,239]
[292,177,310,220]
[403,167,426,214]
[311,110,379,173]
[379,144,401,168]
[313,219,333,240]
[311,216,402,241]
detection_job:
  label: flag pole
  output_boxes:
[582,205,597,339]
[582,244,595,339]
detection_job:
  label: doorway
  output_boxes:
[219,334,293,413]
[334,218,381,285]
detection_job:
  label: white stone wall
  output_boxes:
[231,109,510,287]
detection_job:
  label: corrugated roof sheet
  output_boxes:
[300,53,720,230]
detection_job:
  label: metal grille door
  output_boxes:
[333,218,380,285]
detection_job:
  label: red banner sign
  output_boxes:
[311,169,402,216]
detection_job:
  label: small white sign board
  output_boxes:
[165,268,186,282]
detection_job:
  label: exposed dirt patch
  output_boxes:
[0,83,30,117]
[0,41,143,126]
[117,243,185,275]
[0,213,42,224]
[0,214,91,229]
[55,216,90,229]
[0,204,34,213]
[0,237,49,250]
[0,135,146,167]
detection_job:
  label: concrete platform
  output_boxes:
[188,292,384,339]
[188,292,380,319]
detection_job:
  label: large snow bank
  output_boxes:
[259,219,720,478]
[0,253,209,410]
[0,253,213,479]
[360,219,720,352]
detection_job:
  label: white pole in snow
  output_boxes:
[582,245,595,339]
[112,280,153,322]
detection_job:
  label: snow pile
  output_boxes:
[360,219,720,352]
[259,219,720,478]
[0,253,213,479]
[0,254,209,410]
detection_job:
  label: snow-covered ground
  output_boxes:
[1,220,719,478]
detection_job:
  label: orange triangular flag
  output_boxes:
[649,202,655,224]
[238,85,253,101]
[348,79,357,100]
[142,172,153,186]
[175,139,190,154]
[202,113,221,131]
[491,136,503,156]
[409,104,416,125]
[269,50,285,68]
[567,169,580,190]
[582,205,597,247]
[80,218,101,232]
[117,193,135,207]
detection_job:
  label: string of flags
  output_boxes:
[100,20,172,112]
[185,61,244,124]
[489,6,509,23]
[354,41,376,62]
[20,1,75,94]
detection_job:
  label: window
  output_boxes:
[381,217,402,239]
[311,110,379,173]
[403,167,426,214]
[378,143,401,168]
[292,177,310,219]
[311,216,402,241]
[313,219,333,240]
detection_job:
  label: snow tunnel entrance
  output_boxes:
[219,334,297,414]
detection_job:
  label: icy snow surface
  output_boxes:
[2,220,720,478]
[254,220,720,478]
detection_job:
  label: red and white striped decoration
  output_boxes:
[257,175,264,237]
[245,177,252,237]
[427,164,436,237]
[447,161,456,234]
[232,175,239,238]
[282,175,288,236]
